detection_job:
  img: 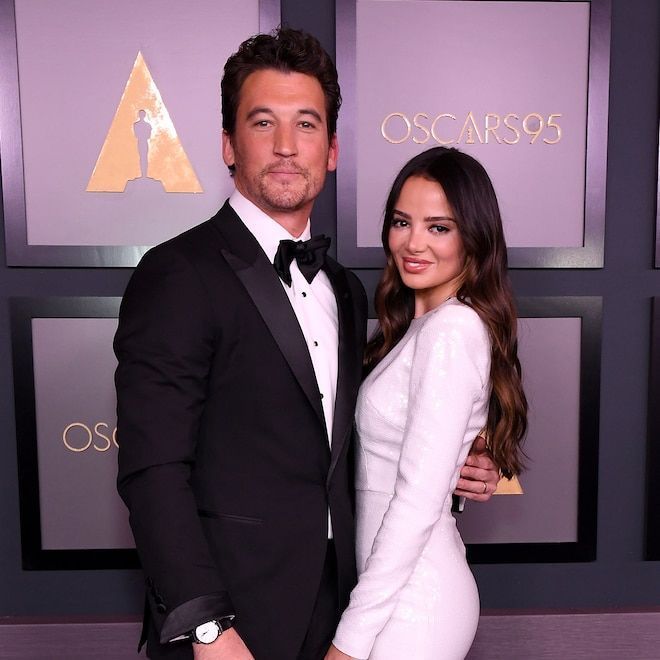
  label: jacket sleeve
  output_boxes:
[115,244,233,643]
[332,306,489,659]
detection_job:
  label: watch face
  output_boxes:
[195,621,220,644]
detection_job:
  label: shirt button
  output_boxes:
[320,393,324,399]
[313,341,319,347]
[302,291,307,297]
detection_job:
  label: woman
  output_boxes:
[326,147,527,660]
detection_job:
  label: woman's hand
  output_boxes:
[324,643,354,660]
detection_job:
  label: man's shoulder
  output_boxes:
[149,208,225,257]
[136,206,237,274]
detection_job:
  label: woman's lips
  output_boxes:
[401,256,432,273]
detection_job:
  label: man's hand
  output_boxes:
[192,628,255,660]
[324,643,353,660]
[455,434,499,502]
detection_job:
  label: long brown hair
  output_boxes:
[366,147,527,477]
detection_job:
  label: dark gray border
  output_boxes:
[655,120,660,267]
[336,0,611,269]
[646,297,660,560]
[0,0,281,267]
[10,297,136,570]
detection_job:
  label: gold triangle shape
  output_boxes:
[87,51,202,193]
[494,474,524,495]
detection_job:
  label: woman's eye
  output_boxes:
[430,224,449,234]
[391,219,408,228]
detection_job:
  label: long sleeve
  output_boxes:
[115,244,233,642]
[333,304,489,659]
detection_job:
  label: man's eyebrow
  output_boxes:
[299,108,323,123]
[244,107,324,123]
[246,107,274,120]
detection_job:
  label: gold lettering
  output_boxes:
[522,113,544,144]
[380,111,561,146]
[381,112,411,144]
[430,114,456,145]
[94,422,112,452]
[62,422,93,452]
[62,421,119,452]
[412,113,431,144]
[544,113,562,144]
[484,113,502,144]
[502,113,521,145]
[457,112,483,145]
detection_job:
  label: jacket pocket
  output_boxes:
[197,509,264,525]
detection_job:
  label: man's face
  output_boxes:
[222,69,338,226]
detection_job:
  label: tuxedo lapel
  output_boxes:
[324,257,361,483]
[211,203,327,434]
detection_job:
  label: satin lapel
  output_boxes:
[211,204,326,433]
[324,258,361,483]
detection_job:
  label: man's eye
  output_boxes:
[255,120,270,127]
[299,121,314,129]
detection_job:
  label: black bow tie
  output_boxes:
[273,235,331,286]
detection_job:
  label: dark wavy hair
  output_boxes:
[366,147,527,477]
[221,27,341,143]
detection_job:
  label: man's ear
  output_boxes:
[327,134,338,173]
[222,130,235,168]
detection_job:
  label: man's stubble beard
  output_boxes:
[255,167,315,213]
[252,167,323,211]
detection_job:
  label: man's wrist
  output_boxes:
[169,616,235,644]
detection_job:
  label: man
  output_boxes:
[115,28,498,660]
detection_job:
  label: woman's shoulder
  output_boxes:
[413,300,490,386]
[416,297,488,341]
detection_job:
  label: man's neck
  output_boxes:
[265,209,310,238]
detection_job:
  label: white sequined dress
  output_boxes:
[332,298,490,660]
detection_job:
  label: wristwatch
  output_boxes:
[191,617,235,645]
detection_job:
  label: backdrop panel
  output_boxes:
[366,296,601,562]
[459,297,601,562]
[0,0,280,266]
[336,0,610,268]
[10,298,136,569]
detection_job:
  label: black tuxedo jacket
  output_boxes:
[115,202,368,659]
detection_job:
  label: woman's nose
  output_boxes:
[405,226,426,253]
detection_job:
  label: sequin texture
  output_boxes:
[333,298,491,660]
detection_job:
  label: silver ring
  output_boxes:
[481,481,488,494]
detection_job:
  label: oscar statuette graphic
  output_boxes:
[494,475,524,495]
[87,51,202,193]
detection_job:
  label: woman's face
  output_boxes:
[387,175,466,317]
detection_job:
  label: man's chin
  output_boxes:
[260,190,310,213]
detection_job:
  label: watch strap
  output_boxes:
[171,616,235,644]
